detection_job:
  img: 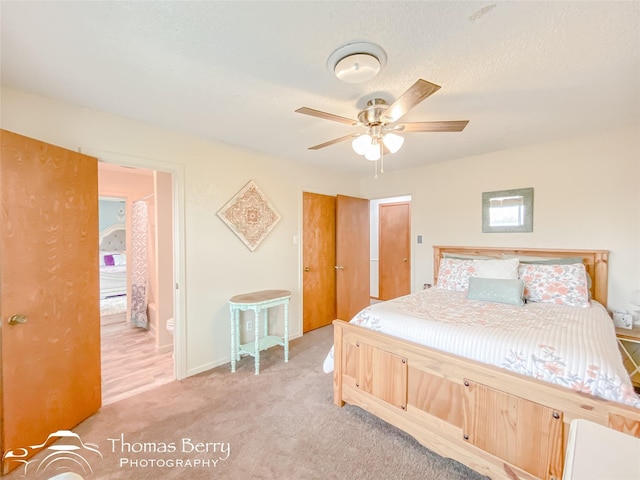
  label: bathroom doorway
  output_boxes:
[98,162,176,405]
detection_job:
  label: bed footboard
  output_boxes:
[332,319,640,480]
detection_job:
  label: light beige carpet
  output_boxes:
[5,325,487,480]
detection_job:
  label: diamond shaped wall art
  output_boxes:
[217,180,281,251]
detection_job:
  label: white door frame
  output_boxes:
[82,148,187,380]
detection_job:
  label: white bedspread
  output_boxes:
[323,288,640,408]
[100,265,127,276]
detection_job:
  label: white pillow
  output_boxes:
[473,257,519,279]
[112,253,126,266]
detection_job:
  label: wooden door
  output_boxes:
[302,192,336,332]
[1,130,101,473]
[379,202,411,300]
[336,195,370,321]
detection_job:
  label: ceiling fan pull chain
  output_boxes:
[380,143,385,174]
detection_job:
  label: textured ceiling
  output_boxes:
[1,1,638,175]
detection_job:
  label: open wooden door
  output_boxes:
[1,130,101,473]
[302,192,336,332]
[336,195,370,321]
[378,201,411,300]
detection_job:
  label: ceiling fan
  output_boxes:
[295,79,469,166]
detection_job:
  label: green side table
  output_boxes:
[229,289,291,375]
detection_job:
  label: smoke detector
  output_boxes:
[327,42,387,84]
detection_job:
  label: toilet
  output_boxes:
[166,317,174,335]
[166,317,175,359]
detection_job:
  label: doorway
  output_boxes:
[1,132,185,474]
[370,195,412,301]
[98,162,176,405]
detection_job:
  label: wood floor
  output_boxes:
[101,313,175,406]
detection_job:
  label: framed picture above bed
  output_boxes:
[482,187,533,233]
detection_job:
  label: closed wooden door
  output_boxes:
[379,201,411,300]
[302,192,336,332]
[336,194,370,321]
[1,130,101,473]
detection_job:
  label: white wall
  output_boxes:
[360,125,640,316]
[4,86,639,378]
[1,87,362,378]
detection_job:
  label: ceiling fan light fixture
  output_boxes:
[296,78,468,176]
[382,133,404,153]
[352,133,372,155]
[327,42,387,84]
[364,144,381,161]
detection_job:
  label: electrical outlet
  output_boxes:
[246,320,252,331]
[613,312,633,329]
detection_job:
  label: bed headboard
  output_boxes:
[432,246,609,307]
[99,223,126,251]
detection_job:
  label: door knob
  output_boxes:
[403,258,408,262]
[304,266,310,272]
[8,314,27,325]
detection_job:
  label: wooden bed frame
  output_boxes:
[332,246,640,480]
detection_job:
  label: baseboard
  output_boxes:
[185,332,303,378]
[187,358,229,377]
[155,343,173,355]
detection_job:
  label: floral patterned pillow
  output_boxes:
[436,258,476,291]
[518,263,590,308]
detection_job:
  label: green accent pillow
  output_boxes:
[466,277,525,306]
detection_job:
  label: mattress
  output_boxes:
[323,288,640,408]
[99,264,127,299]
[100,265,127,278]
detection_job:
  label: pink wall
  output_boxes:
[99,162,154,302]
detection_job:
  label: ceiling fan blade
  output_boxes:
[383,79,441,123]
[308,134,356,150]
[399,120,469,132]
[295,107,359,126]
